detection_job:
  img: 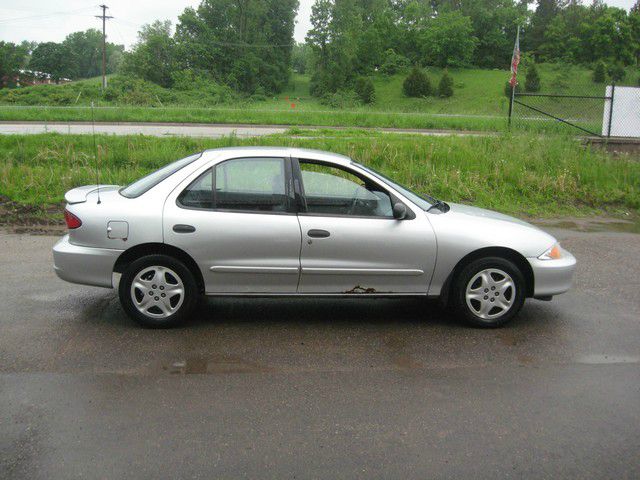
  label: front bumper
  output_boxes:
[52,235,123,288]
[528,247,577,297]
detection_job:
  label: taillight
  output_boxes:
[64,209,82,229]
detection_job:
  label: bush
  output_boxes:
[593,61,607,83]
[403,66,432,97]
[354,77,375,104]
[504,80,521,98]
[437,70,454,97]
[379,49,410,76]
[524,63,541,92]
[608,63,626,82]
[320,89,360,108]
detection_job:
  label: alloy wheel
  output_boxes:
[465,268,515,320]
[130,265,185,318]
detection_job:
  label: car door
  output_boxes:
[163,156,302,294]
[294,158,437,294]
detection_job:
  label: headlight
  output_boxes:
[538,243,563,260]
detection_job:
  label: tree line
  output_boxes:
[1,0,639,96]
[0,30,123,86]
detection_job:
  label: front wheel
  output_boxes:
[118,254,199,328]
[451,257,526,328]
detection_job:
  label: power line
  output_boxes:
[0,7,95,24]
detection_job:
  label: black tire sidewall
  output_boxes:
[118,254,198,328]
[452,256,526,328]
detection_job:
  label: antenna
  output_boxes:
[91,101,101,204]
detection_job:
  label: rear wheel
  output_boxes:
[451,257,526,328]
[118,254,199,328]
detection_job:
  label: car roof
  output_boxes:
[200,146,354,167]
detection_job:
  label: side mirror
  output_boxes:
[392,202,407,220]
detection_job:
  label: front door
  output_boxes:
[164,156,302,294]
[294,159,436,294]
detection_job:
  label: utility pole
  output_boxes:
[95,4,113,90]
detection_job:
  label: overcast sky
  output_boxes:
[0,0,636,49]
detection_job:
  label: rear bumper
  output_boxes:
[528,248,577,297]
[52,235,123,288]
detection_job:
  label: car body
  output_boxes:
[53,147,576,327]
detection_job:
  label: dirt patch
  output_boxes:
[0,195,66,235]
[532,215,640,234]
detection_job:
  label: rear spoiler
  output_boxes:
[65,185,120,204]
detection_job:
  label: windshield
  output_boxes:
[354,162,436,211]
[120,153,202,198]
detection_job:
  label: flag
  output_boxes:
[509,26,520,89]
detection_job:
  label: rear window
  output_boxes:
[120,153,202,198]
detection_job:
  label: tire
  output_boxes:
[451,256,526,328]
[118,254,199,328]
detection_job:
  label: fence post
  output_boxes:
[607,82,615,138]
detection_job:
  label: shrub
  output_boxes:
[437,70,454,97]
[608,63,626,82]
[379,49,410,76]
[504,80,521,98]
[524,63,541,92]
[593,61,607,83]
[403,66,432,97]
[354,77,375,104]
[320,89,360,108]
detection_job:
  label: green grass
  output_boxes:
[1,64,635,133]
[1,132,638,218]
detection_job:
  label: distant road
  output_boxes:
[0,121,490,138]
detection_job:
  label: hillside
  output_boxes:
[0,64,637,132]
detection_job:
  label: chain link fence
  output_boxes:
[509,77,640,138]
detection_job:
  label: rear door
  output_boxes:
[163,156,302,294]
[294,159,436,294]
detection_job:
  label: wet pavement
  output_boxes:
[1,227,639,479]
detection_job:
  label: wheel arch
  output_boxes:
[440,246,534,306]
[113,243,205,294]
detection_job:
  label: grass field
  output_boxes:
[1,64,635,133]
[1,132,638,220]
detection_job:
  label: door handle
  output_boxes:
[173,224,196,234]
[308,229,330,238]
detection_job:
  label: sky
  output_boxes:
[0,0,636,49]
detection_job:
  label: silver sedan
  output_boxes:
[53,147,576,328]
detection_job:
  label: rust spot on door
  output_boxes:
[344,285,377,294]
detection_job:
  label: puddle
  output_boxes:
[576,354,640,365]
[534,218,640,234]
[166,355,272,374]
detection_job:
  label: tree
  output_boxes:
[529,0,563,54]
[591,7,634,65]
[292,42,311,74]
[608,62,626,82]
[28,42,74,81]
[175,0,299,94]
[0,42,29,88]
[379,49,409,75]
[419,11,476,68]
[354,76,375,103]
[437,70,454,97]
[121,20,176,88]
[593,61,606,83]
[403,66,432,97]
[524,63,541,92]
[62,29,124,79]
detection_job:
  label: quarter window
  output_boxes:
[299,161,393,217]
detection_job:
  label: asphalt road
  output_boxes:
[0,121,488,138]
[1,226,639,479]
